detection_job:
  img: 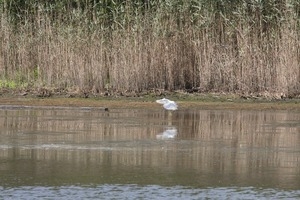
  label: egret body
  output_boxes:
[156,98,178,110]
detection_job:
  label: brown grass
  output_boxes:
[0,1,299,98]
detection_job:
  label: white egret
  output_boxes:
[156,98,178,110]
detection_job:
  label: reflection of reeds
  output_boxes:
[0,1,299,96]
[0,109,299,176]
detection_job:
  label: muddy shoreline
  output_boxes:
[0,91,299,110]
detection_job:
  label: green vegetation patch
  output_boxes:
[0,79,28,89]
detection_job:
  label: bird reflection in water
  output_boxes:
[156,127,177,140]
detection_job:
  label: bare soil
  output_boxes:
[0,90,299,110]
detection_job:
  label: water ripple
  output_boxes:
[1,185,299,200]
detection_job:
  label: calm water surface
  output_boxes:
[0,105,299,199]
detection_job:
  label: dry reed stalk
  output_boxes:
[0,1,299,97]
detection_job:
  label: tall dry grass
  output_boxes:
[0,0,299,97]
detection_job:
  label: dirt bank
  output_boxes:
[0,91,299,111]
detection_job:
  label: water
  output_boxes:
[0,106,299,199]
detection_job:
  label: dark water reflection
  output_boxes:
[0,106,299,198]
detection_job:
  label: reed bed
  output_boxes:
[0,0,299,97]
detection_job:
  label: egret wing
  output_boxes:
[163,101,178,110]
